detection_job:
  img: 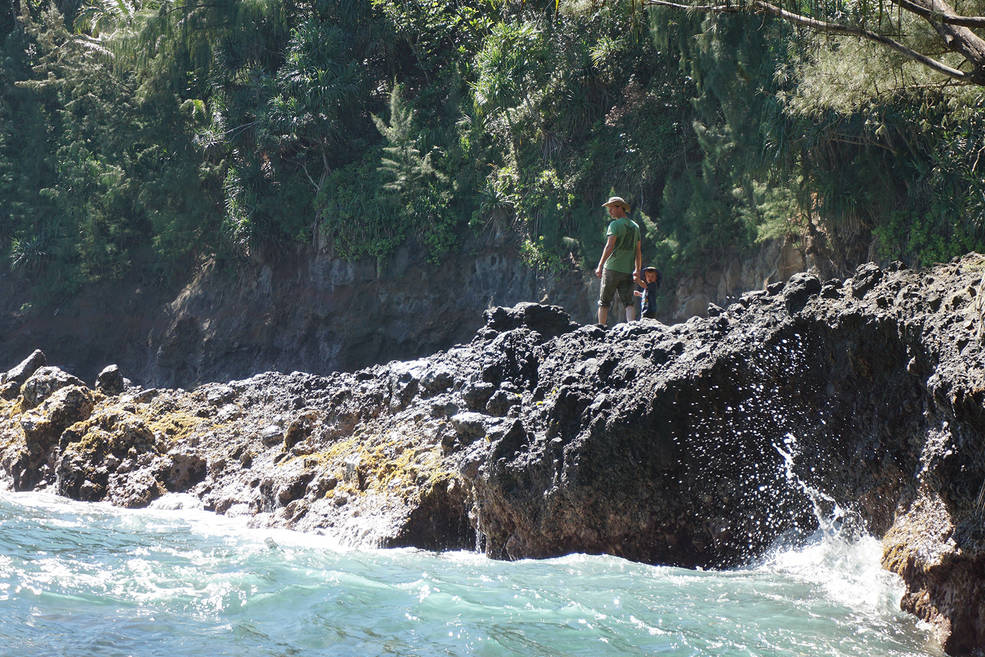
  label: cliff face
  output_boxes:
[667,213,873,322]
[0,227,596,387]
[0,224,845,389]
[2,255,985,653]
[143,227,602,387]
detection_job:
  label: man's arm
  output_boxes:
[595,235,617,278]
[633,233,643,282]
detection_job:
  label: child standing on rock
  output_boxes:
[635,266,660,319]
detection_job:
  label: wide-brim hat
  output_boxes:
[602,196,630,212]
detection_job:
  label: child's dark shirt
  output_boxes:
[641,281,659,318]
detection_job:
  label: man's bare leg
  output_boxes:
[598,305,608,325]
[625,305,636,322]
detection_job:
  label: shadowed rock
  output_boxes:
[95,364,125,395]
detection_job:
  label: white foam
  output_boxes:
[149,493,204,511]
[757,531,904,614]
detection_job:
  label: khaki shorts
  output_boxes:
[599,268,635,309]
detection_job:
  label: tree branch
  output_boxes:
[646,0,975,83]
[300,160,319,190]
[891,0,985,74]
[888,0,985,28]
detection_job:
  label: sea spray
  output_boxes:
[677,330,844,564]
[0,491,939,657]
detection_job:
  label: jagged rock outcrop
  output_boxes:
[21,367,86,409]
[2,257,985,654]
[0,349,45,400]
[95,364,125,395]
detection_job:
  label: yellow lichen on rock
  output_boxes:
[143,411,211,443]
[882,491,956,577]
[0,396,17,419]
[291,426,447,506]
[353,430,446,501]
[68,427,114,458]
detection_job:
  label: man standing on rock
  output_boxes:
[595,196,642,326]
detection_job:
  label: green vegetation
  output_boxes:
[1,0,983,306]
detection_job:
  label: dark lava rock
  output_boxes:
[21,367,86,409]
[783,272,821,314]
[14,385,95,491]
[95,364,125,395]
[462,381,496,411]
[283,410,321,450]
[482,303,575,338]
[421,367,454,394]
[450,412,488,441]
[1,349,46,399]
[486,389,521,416]
[851,262,883,298]
[277,471,315,506]
[21,386,95,452]
[165,452,208,491]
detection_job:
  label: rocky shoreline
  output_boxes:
[2,255,985,654]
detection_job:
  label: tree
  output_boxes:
[645,0,985,86]
[372,83,457,260]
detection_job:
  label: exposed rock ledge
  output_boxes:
[2,255,985,654]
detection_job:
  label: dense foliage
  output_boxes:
[1,0,983,304]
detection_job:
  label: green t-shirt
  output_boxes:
[604,217,640,274]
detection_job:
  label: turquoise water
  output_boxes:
[0,491,939,657]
